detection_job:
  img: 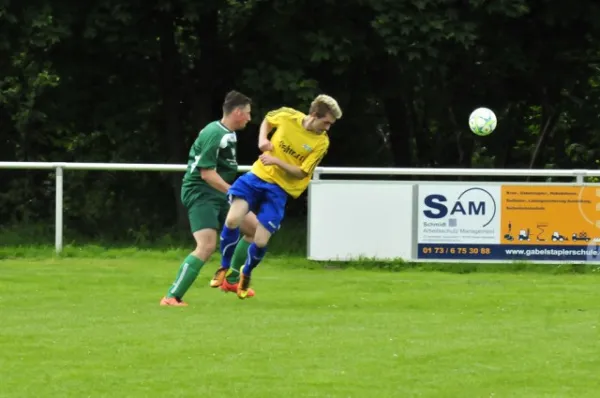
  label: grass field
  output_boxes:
[1,249,600,397]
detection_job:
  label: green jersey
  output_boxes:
[181,121,238,201]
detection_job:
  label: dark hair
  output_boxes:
[223,90,252,114]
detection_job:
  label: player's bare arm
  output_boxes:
[258,153,307,179]
[200,168,231,193]
[258,118,274,152]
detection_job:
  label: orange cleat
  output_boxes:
[237,268,252,300]
[209,267,227,288]
[160,296,188,306]
[220,279,255,298]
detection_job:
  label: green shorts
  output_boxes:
[182,192,230,233]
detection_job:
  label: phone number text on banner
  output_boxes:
[418,243,600,261]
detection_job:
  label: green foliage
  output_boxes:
[0,216,308,256]
[2,0,600,242]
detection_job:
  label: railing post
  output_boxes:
[55,166,63,254]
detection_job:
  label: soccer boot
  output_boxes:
[237,267,252,300]
[220,279,255,298]
[160,296,188,306]
[209,267,227,288]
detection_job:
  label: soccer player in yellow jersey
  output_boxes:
[209,94,343,298]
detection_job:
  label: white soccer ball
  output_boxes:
[468,107,497,136]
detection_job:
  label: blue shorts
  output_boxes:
[228,172,288,234]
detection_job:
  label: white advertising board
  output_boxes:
[307,181,415,261]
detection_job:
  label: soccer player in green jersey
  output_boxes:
[160,91,258,306]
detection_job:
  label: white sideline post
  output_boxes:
[55,166,63,253]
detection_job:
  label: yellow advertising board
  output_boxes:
[501,185,600,245]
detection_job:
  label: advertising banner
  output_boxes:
[417,184,600,262]
[498,185,600,261]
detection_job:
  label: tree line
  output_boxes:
[1,0,599,243]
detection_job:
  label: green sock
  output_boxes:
[166,254,204,299]
[227,239,251,283]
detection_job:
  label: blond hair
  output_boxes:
[309,94,342,119]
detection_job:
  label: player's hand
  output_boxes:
[258,138,273,152]
[259,153,279,166]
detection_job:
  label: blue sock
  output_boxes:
[242,243,267,276]
[220,226,240,268]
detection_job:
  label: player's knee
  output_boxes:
[225,214,242,229]
[225,198,249,228]
[224,212,245,229]
[192,229,217,260]
[253,224,272,248]
[193,240,216,259]
[254,237,269,248]
[240,213,258,237]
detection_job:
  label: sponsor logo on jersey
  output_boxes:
[278,140,307,162]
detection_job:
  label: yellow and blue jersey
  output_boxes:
[251,107,329,198]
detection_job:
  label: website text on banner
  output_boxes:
[417,184,600,262]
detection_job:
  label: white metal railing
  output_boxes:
[2,161,600,253]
